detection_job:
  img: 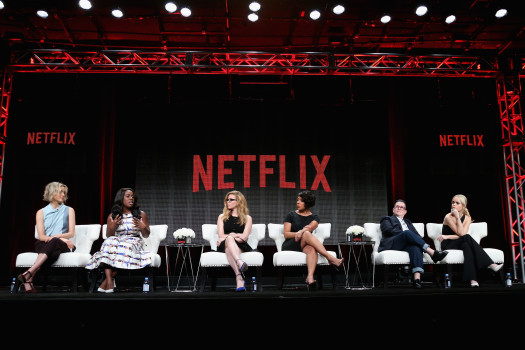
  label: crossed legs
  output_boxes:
[301,231,343,284]
[224,235,246,289]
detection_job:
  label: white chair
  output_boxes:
[267,223,337,290]
[363,222,428,288]
[15,224,101,292]
[89,224,167,292]
[426,222,504,283]
[199,223,266,291]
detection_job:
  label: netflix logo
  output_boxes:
[27,132,76,145]
[193,155,331,192]
[439,134,484,147]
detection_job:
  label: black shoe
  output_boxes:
[413,279,422,289]
[432,250,448,263]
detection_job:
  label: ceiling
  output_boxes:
[0,0,524,58]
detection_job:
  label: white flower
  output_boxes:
[173,227,196,239]
[346,225,364,235]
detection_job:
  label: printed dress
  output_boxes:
[85,213,151,270]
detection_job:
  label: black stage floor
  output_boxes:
[2,277,524,343]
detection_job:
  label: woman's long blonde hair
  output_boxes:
[222,190,249,226]
[453,194,471,217]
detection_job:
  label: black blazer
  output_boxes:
[378,215,418,252]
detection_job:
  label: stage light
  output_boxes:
[112,8,123,18]
[248,13,258,22]
[165,2,177,13]
[310,10,321,20]
[37,10,49,18]
[78,0,92,10]
[445,15,456,24]
[415,5,427,16]
[0,1,4,10]
[380,14,391,23]
[180,7,191,17]
[333,4,345,15]
[249,1,261,12]
[495,8,507,18]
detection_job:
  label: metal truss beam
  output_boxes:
[498,73,525,283]
[8,49,506,77]
[0,69,13,204]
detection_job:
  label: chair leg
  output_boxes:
[71,267,79,292]
[256,267,263,292]
[199,268,208,292]
[277,267,284,290]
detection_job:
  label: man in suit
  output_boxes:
[379,199,448,288]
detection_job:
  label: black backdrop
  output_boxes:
[0,73,507,281]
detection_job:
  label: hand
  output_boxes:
[295,230,303,242]
[451,208,460,219]
[108,214,121,229]
[437,234,445,242]
[132,217,146,230]
[61,238,75,250]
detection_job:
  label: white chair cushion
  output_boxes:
[268,223,335,267]
[200,223,266,267]
[16,224,101,268]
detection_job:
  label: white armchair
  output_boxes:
[426,222,504,282]
[15,224,101,292]
[199,223,266,291]
[364,222,428,288]
[88,224,167,292]
[267,223,337,289]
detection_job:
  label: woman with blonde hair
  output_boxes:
[439,194,503,287]
[217,190,253,291]
[18,182,76,293]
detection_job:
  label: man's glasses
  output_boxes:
[394,205,406,210]
[226,198,237,202]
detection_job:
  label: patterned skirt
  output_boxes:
[85,234,151,270]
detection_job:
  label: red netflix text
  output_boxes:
[193,155,331,192]
[439,134,484,147]
[27,132,76,145]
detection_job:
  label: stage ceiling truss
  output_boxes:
[1,49,525,281]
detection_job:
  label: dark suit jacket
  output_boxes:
[378,215,418,252]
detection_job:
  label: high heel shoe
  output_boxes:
[236,259,248,273]
[18,271,36,293]
[235,273,246,292]
[330,258,344,271]
[305,279,318,291]
[488,264,503,273]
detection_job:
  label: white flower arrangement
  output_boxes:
[346,225,364,235]
[173,227,196,239]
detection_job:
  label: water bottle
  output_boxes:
[252,276,257,292]
[505,273,512,288]
[10,278,17,293]
[142,277,150,293]
[444,273,451,288]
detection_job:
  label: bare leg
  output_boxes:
[99,268,117,290]
[224,235,245,289]
[301,232,343,266]
[303,245,318,284]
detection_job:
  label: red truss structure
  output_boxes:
[1,50,525,281]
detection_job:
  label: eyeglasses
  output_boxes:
[226,198,237,202]
[394,205,406,210]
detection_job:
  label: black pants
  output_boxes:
[34,237,75,267]
[442,234,493,281]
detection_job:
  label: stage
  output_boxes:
[3,275,523,343]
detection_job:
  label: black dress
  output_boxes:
[217,215,253,253]
[281,211,320,252]
[441,215,494,281]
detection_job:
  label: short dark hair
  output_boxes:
[394,199,406,207]
[299,190,316,209]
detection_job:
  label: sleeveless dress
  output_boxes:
[282,211,320,252]
[85,213,151,270]
[217,215,253,253]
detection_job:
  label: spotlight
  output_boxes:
[165,2,177,13]
[37,10,49,18]
[310,10,321,20]
[249,1,261,12]
[333,5,345,15]
[180,7,191,17]
[495,8,507,18]
[445,15,456,24]
[248,13,258,22]
[78,0,92,10]
[112,8,123,18]
[380,15,391,23]
[0,1,4,10]
[415,5,427,16]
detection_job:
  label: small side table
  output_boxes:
[338,241,375,290]
[164,243,204,292]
